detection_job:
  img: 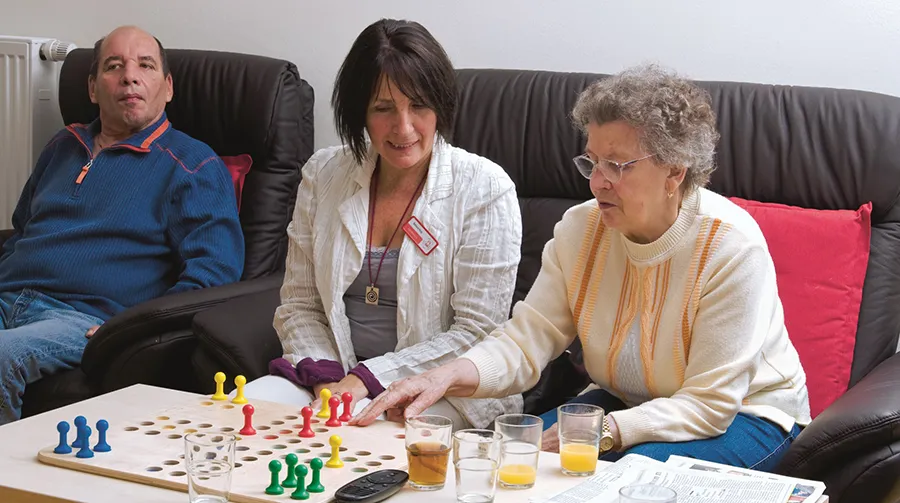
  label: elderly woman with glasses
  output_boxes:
[352,64,811,471]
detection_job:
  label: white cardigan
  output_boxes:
[274,138,524,428]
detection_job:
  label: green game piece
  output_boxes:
[290,464,310,500]
[282,453,299,488]
[265,460,284,495]
[307,458,325,493]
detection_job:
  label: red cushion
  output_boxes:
[221,154,253,211]
[729,197,871,418]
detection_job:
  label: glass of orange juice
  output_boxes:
[557,403,603,476]
[405,415,453,491]
[494,414,542,489]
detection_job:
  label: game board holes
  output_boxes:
[257,450,274,456]
[287,439,302,444]
[156,416,170,421]
[211,436,224,443]
[222,405,234,410]
[241,456,258,462]
[178,454,185,459]
[279,429,292,435]
[234,463,243,468]
[355,451,371,457]
[199,476,210,481]
[264,435,279,440]
[343,457,358,462]
[339,447,347,452]
[198,423,213,429]
[167,434,182,440]
[273,444,288,450]
[201,401,214,406]
[184,428,198,434]
[303,458,314,464]
[285,415,298,420]
[210,464,223,472]
[140,421,154,426]
[236,446,250,452]
[314,428,328,433]
[310,443,324,448]
[352,468,368,473]
[310,419,320,424]
[205,453,217,460]
[296,448,310,454]
[318,453,330,458]
[162,425,176,430]
[124,426,139,432]
[220,427,234,433]
[379,455,395,461]
[146,466,163,472]
[145,430,161,436]
[271,420,285,425]
[394,434,405,439]
[257,425,271,431]
[163,460,179,466]
[366,461,382,467]
[176,419,191,424]
[292,424,305,429]
[169,471,186,477]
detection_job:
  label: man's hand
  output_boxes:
[310,375,368,411]
[541,423,560,453]
[350,359,480,427]
[85,325,101,338]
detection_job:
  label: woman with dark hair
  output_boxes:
[241,19,523,430]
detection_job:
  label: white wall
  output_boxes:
[2,0,899,149]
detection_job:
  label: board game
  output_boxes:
[36,379,408,503]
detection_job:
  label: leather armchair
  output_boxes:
[191,68,900,502]
[13,47,314,416]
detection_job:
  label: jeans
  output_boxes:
[0,289,104,425]
[539,388,803,472]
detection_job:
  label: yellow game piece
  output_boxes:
[325,435,344,468]
[231,375,248,404]
[316,388,332,418]
[211,372,227,400]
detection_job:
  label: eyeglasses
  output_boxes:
[572,153,655,183]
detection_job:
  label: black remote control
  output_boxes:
[333,469,409,503]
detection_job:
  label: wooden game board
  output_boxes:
[36,393,408,503]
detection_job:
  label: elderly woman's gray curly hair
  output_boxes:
[572,64,720,193]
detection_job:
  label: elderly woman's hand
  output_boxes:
[349,359,480,426]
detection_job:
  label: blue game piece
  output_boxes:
[94,419,111,453]
[73,416,87,449]
[54,421,72,454]
[76,425,94,459]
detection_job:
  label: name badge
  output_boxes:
[402,216,438,255]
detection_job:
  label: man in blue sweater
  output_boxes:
[0,26,244,424]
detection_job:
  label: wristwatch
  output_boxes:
[599,416,615,452]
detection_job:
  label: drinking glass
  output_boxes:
[619,483,677,502]
[405,415,453,491]
[494,414,542,489]
[453,429,502,503]
[556,403,603,476]
[184,432,236,503]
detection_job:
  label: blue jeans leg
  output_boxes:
[0,290,104,425]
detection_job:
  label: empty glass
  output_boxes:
[184,432,236,503]
[619,484,677,502]
[494,414,542,489]
[453,429,502,503]
[405,415,453,491]
[557,403,603,476]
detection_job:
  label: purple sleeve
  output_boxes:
[348,363,386,399]
[268,357,346,388]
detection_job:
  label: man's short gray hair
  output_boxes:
[572,64,720,192]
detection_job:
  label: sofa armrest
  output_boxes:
[777,352,900,477]
[81,273,284,379]
[191,286,283,383]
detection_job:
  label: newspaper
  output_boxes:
[664,455,826,503]
[539,454,825,503]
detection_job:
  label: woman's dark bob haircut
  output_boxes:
[332,18,457,164]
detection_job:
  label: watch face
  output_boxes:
[600,436,615,451]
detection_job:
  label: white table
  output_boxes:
[0,384,602,503]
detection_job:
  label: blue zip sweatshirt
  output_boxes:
[0,113,244,320]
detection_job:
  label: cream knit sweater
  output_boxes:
[463,188,811,448]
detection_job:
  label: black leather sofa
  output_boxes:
[191,68,900,503]
[0,47,315,417]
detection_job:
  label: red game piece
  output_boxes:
[299,406,315,438]
[325,396,342,427]
[239,404,256,435]
[339,392,353,422]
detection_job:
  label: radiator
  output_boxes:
[0,36,74,228]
